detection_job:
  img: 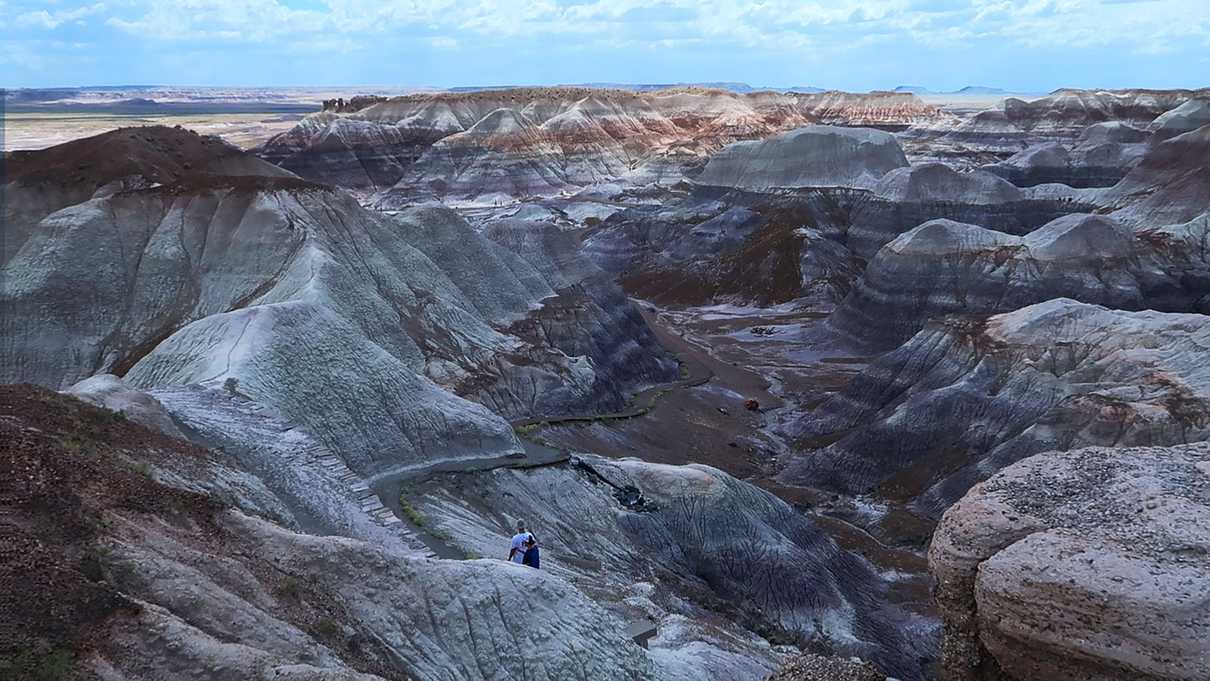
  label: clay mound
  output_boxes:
[930,441,1210,681]
[825,214,1152,350]
[3,125,313,270]
[693,125,909,191]
[985,119,1151,188]
[1004,88,1205,134]
[938,109,1029,151]
[886,218,1020,255]
[787,299,1210,513]
[1107,123,1210,226]
[1078,121,1149,144]
[1022,212,1134,259]
[1149,98,1210,142]
[1,384,657,681]
[873,163,1021,204]
[257,112,436,189]
[846,161,1088,259]
[9,124,293,188]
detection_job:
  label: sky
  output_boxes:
[2,0,1208,91]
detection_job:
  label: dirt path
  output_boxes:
[369,303,740,561]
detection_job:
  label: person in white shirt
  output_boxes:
[507,520,536,565]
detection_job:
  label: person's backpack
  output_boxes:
[521,533,540,569]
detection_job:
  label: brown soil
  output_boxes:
[0,385,403,681]
[9,125,239,184]
[621,197,844,307]
[7,125,319,193]
[0,384,218,680]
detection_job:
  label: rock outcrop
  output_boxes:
[259,87,942,199]
[693,126,908,192]
[408,456,937,681]
[985,122,1149,188]
[2,128,675,480]
[845,163,1091,258]
[1,384,657,681]
[929,442,1210,681]
[1148,98,1210,142]
[826,213,1210,350]
[785,300,1210,514]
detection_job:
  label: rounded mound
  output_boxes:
[693,125,909,191]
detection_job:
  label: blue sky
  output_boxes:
[2,0,1208,91]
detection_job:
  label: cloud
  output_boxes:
[87,0,1210,57]
[4,0,1208,88]
[16,2,107,29]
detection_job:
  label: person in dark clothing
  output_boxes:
[507,520,540,569]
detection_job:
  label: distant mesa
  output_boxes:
[952,85,1008,95]
[892,85,1009,95]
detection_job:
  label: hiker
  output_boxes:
[507,520,540,569]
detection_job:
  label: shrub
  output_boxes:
[275,576,302,601]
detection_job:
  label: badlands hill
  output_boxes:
[2,126,676,478]
[786,299,1210,516]
[692,126,909,191]
[8,88,1210,681]
[3,126,940,681]
[257,87,942,199]
[1002,88,1208,134]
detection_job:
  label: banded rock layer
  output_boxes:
[985,122,1150,188]
[827,213,1210,350]
[410,457,936,681]
[2,127,674,479]
[2,385,658,681]
[258,87,942,199]
[785,300,1210,515]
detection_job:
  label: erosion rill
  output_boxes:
[3,84,1209,681]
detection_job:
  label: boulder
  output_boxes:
[66,374,187,439]
[929,442,1210,681]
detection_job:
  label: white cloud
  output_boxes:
[43,0,1210,57]
[16,2,107,29]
